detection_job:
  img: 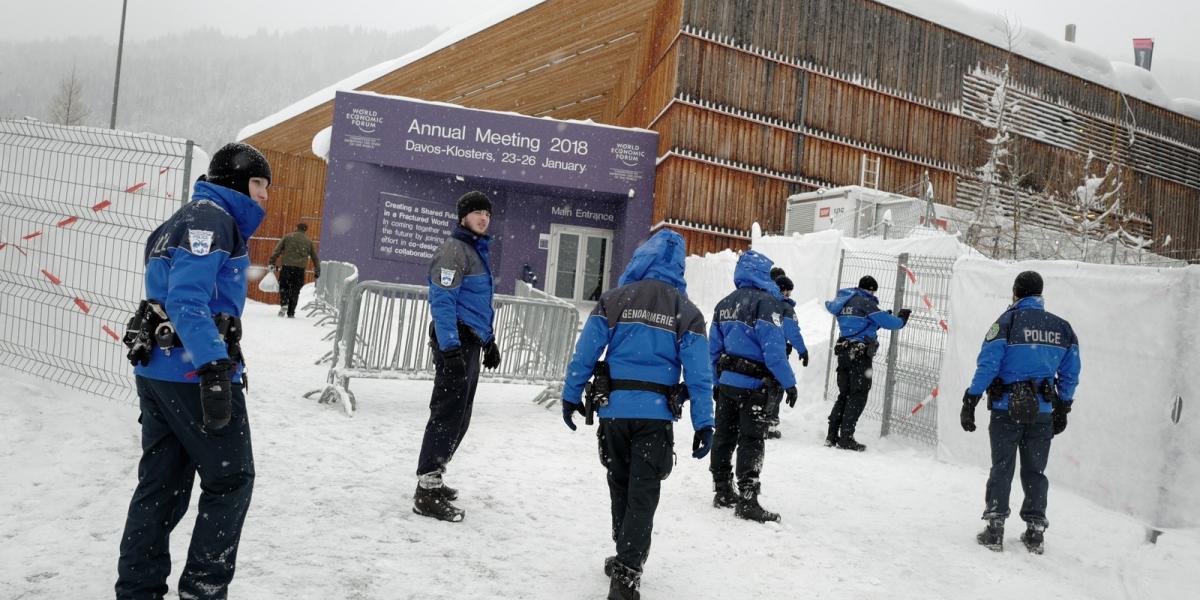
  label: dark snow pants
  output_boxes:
[598,418,674,570]
[277,266,305,317]
[710,384,773,492]
[983,411,1054,528]
[829,350,873,439]
[116,377,255,600]
[415,342,481,477]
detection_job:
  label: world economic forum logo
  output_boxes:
[347,108,383,134]
[612,143,645,167]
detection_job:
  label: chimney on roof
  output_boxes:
[1064,24,1076,43]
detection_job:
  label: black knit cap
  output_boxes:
[1013,271,1044,299]
[775,276,794,293]
[457,191,492,220]
[204,142,271,197]
[769,267,787,281]
[858,275,878,292]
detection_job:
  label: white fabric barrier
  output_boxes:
[937,258,1200,528]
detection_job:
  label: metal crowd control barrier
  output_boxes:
[823,250,955,446]
[306,280,580,416]
[303,260,358,326]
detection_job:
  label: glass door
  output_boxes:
[547,225,613,304]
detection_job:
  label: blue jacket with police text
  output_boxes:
[428,225,494,350]
[134,181,265,383]
[709,251,796,390]
[562,230,714,429]
[825,287,905,342]
[968,295,1080,412]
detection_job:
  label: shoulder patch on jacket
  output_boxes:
[439,268,456,287]
[188,229,214,255]
[985,322,1000,341]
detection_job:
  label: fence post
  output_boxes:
[823,249,846,404]
[181,140,194,206]
[880,252,909,437]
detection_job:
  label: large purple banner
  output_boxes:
[332,91,657,197]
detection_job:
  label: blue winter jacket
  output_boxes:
[709,251,796,390]
[825,287,905,342]
[968,295,1081,413]
[562,230,714,429]
[134,181,265,383]
[428,225,494,350]
[780,297,808,356]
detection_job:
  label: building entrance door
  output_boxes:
[546,224,613,304]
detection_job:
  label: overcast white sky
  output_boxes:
[4,0,1195,65]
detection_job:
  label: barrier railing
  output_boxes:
[307,280,580,416]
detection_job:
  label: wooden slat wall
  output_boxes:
[246,149,326,304]
[659,224,750,255]
[614,42,681,131]
[675,36,803,123]
[1143,174,1200,259]
[654,156,803,231]
[606,0,685,123]
[657,103,799,173]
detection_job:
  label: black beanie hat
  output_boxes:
[769,267,787,281]
[457,191,492,220]
[204,142,271,197]
[858,275,878,292]
[1013,271,1044,299]
[775,276,794,293]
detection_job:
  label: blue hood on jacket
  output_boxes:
[192,180,266,241]
[826,287,876,315]
[618,229,688,293]
[733,251,782,299]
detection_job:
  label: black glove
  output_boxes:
[197,359,235,431]
[961,390,981,432]
[483,341,502,370]
[692,426,714,459]
[440,347,466,379]
[798,351,809,367]
[1052,400,1071,435]
[897,308,913,324]
[314,270,320,279]
[562,400,584,431]
[784,386,798,408]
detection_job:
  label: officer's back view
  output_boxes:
[561,229,714,600]
[709,250,796,523]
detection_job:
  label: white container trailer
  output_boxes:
[784,185,923,238]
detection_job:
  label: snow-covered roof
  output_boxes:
[875,0,1200,121]
[236,1,546,141]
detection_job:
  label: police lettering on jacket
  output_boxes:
[135,181,265,383]
[563,230,714,428]
[428,225,494,350]
[825,287,904,342]
[968,296,1081,413]
[709,251,796,390]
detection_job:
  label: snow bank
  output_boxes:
[937,258,1200,528]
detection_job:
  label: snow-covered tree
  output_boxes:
[1051,151,1123,262]
[48,66,90,126]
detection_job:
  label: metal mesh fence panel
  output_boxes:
[0,119,195,401]
[823,250,955,446]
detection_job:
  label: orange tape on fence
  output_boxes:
[57,216,78,228]
[101,325,121,341]
[74,298,91,314]
[40,269,62,285]
[22,230,42,240]
[125,182,146,194]
[92,200,111,211]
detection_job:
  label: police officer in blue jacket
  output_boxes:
[561,229,713,600]
[824,275,909,451]
[709,251,796,523]
[765,273,809,439]
[414,191,501,523]
[961,271,1080,554]
[116,143,269,599]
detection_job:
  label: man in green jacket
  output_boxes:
[269,223,320,318]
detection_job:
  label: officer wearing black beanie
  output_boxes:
[201,143,271,198]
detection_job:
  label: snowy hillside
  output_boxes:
[2,286,1197,599]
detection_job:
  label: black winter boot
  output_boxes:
[603,555,617,577]
[607,560,641,600]
[735,485,781,523]
[413,484,465,522]
[1020,524,1045,554]
[837,434,866,452]
[428,484,459,501]
[976,520,1004,552]
[825,423,839,447]
[766,427,782,440]
[713,479,739,509]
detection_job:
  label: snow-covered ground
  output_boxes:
[3,286,1198,599]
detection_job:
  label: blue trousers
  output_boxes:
[983,411,1053,528]
[116,377,255,600]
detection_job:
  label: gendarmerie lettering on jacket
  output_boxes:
[603,279,704,339]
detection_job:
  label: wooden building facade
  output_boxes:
[243,0,1200,300]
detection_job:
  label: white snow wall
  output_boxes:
[936,258,1200,528]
